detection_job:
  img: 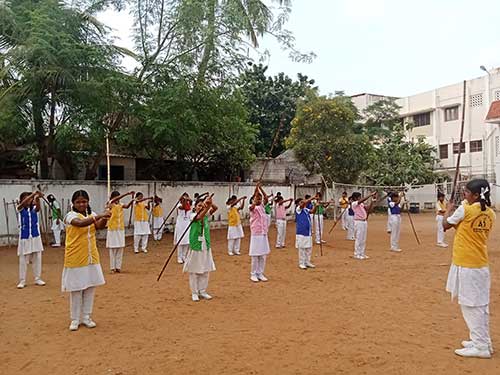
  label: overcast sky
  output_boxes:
[100,0,500,98]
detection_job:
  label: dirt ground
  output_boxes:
[1,213,499,375]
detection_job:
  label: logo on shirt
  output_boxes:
[470,214,493,233]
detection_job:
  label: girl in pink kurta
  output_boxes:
[249,183,271,282]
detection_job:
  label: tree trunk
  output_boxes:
[196,0,217,85]
[85,151,104,180]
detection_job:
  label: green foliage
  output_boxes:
[287,94,372,183]
[239,63,315,156]
[361,98,402,141]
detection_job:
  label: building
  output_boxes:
[352,67,500,182]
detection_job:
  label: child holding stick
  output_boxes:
[16,191,45,289]
[133,192,153,254]
[386,193,393,233]
[226,195,246,256]
[351,191,376,260]
[106,191,134,273]
[275,196,293,248]
[436,192,448,248]
[175,193,192,264]
[443,179,495,358]
[63,190,110,331]
[388,192,403,252]
[339,191,349,231]
[295,195,317,269]
[249,183,271,282]
[183,196,218,302]
[346,196,355,241]
[313,192,330,245]
[152,196,164,241]
[46,194,64,248]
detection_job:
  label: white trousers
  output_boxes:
[313,215,324,244]
[189,272,209,294]
[134,234,149,251]
[53,229,62,246]
[178,244,189,262]
[346,215,355,240]
[109,248,124,270]
[298,247,312,267]
[461,304,492,351]
[250,255,267,276]
[386,212,391,232]
[436,215,445,244]
[228,239,241,255]
[389,215,401,250]
[275,219,286,247]
[19,252,42,282]
[153,217,163,240]
[341,210,347,230]
[354,221,367,257]
[70,287,96,322]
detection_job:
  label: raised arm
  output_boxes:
[237,196,247,210]
[442,201,456,231]
[69,210,111,229]
[282,198,293,209]
[358,192,377,205]
[17,191,42,212]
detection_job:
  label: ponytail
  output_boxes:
[465,179,491,211]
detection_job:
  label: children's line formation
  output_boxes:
[13,179,495,359]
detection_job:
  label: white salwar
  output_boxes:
[354,220,367,258]
[227,224,244,255]
[134,221,150,252]
[153,217,164,240]
[183,238,215,295]
[275,219,286,247]
[436,215,446,245]
[296,234,312,267]
[17,213,44,284]
[313,214,324,244]
[249,235,270,277]
[346,215,355,240]
[389,214,401,250]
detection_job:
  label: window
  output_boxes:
[444,106,459,122]
[470,140,483,152]
[453,142,466,154]
[439,144,449,159]
[470,93,483,107]
[98,165,125,180]
[412,112,431,127]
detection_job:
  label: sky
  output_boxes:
[100,0,500,98]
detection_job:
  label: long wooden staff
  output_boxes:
[316,208,323,256]
[3,198,10,247]
[450,80,467,202]
[157,194,213,282]
[402,192,420,245]
[258,113,286,182]
[328,207,347,234]
[155,196,184,235]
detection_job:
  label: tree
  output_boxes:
[286,94,373,183]
[0,0,129,178]
[361,98,402,141]
[238,63,315,157]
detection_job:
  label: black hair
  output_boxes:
[275,196,284,202]
[276,192,282,196]
[390,192,399,199]
[351,192,361,200]
[47,194,55,202]
[19,192,34,209]
[342,191,347,195]
[437,191,445,199]
[316,191,322,197]
[294,198,302,206]
[226,195,237,205]
[135,192,143,199]
[71,190,92,215]
[110,191,120,199]
[305,194,311,199]
[466,179,491,211]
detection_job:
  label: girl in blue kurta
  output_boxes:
[17,191,45,289]
[295,195,317,270]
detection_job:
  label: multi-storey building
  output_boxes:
[352,68,500,184]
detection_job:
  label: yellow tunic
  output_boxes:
[153,204,163,218]
[452,203,495,268]
[108,203,124,230]
[135,202,148,222]
[339,198,348,209]
[64,212,100,268]
[228,206,241,226]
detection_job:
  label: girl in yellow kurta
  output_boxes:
[106,190,134,273]
[63,190,110,331]
[152,196,164,241]
[133,192,153,253]
[443,179,496,358]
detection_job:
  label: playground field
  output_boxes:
[1,213,499,375]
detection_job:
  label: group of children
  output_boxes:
[12,179,496,359]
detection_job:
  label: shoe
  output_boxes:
[142,249,148,253]
[361,255,370,260]
[115,269,121,273]
[51,244,61,248]
[250,275,259,282]
[462,340,495,354]
[299,264,307,270]
[110,269,116,274]
[134,249,139,254]
[199,292,212,300]
[353,255,363,260]
[34,279,46,286]
[258,274,268,282]
[437,243,449,248]
[391,248,402,252]
[228,252,234,256]
[69,320,80,331]
[321,240,326,244]
[306,263,316,268]
[81,317,97,328]
[191,294,200,302]
[17,281,26,289]
[177,259,184,264]
[454,346,491,358]
[315,242,321,245]
[234,252,241,256]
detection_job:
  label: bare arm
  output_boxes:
[69,211,111,229]
[17,191,41,211]
[442,201,456,231]
[238,197,247,210]
[284,198,293,209]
